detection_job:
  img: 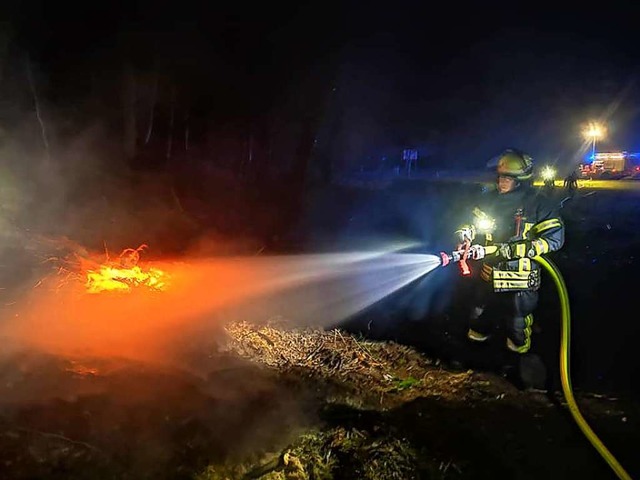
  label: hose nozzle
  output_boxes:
[439,251,453,267]
[440,241,472,275]
[439,244,498,275]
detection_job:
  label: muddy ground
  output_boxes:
[0,178,639,479]
[0,320,638,480]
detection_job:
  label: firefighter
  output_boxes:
[456,148,565,358]
[563,170,579,195]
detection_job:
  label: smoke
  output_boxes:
[0,33,470,476]
[0,11,462,476]
[0,248,441,365]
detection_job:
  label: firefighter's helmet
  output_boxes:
[486,148,534,181]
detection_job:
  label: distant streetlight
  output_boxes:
[582,122,606,160]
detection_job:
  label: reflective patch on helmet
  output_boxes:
[490,149,534,180]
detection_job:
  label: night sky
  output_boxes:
[3,1,640,173]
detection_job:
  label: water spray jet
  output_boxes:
[0,242,443,364]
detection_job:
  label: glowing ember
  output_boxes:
[65,361,100,377]
[85,245,169,293]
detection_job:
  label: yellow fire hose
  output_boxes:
[534,255,633,480]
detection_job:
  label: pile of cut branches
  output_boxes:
[222,320,477,408]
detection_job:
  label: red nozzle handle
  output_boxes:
[457,241,472,276]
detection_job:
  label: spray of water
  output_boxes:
[0,243,442,364]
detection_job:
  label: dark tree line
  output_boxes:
[0,1,354,249]
[1,2,345,185]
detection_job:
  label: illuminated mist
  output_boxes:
[0,248,442,366]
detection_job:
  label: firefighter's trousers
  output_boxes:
[468,282,538,353]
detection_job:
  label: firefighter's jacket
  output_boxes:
[468,184,564,292]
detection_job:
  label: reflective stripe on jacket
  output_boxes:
[474,186,564,292]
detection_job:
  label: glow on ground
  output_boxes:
[533,179,640,191]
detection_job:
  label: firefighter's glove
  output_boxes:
[455,225,476,243]
[469,245,485,260]
[497,243,514,260]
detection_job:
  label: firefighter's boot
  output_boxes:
[519,353,547,392]
[467,329,490,342]
[468,306,490,343]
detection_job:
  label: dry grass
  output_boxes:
[222,320,475,408]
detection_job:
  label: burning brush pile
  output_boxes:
[38,240,170,295]
[0,230,155,294]
[83,244,168,294]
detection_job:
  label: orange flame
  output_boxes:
[84,244,169,293]
[86,265,168,293]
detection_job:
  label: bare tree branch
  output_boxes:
[122,62,137,159]
[184,110,189,151]
[17,427,102,454]
[25,54,51,164]
[0,20,13,85]
[144,72,158,145]
[166,85,175,161]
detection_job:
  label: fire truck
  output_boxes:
[579,152,640,178]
